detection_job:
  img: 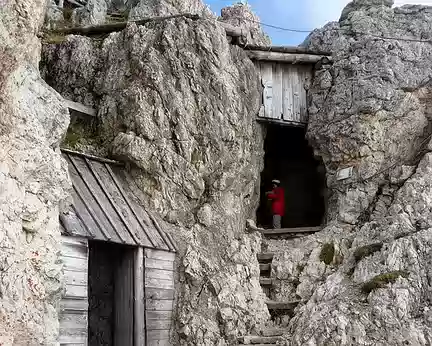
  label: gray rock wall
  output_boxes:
[0,1,70,344]
[265,1,432,344]
[42,17,270,344]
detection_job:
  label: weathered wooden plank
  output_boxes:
[145,288,175,300]
[147,319,172,330]
[71,155,132,244]
[260,63,274,119]
[59,327,87,339]
[145,258,175,271]
[259,278,273,287]
[114,249,134,346]
[145,248,176,262]
[61,256,87,272]
[299,65,311,123]
[282,64,294,122]
[64,270,87,286]
[261,227,321,236]
[91,161,153,247]
[61,239,88,259]
[240,335,283,344]
[145,277,174,290]
[147,329,170,341]
[60,210,88,238]
[257,253,274,262]
[247,50,330,63]
[65,284,87,299]
[146,268,174,281]
[134,247,145,346]
[65,99,96,117]
[59,333,87,345]
[259,264,271,272]
[146,339,170,346]
[107,165,169,250]
[272,63,283,121]
[146,299,173,311]
[60,298,88,312]
[146,311,173,320]
[60,312,87,330]
[243,45,332,56]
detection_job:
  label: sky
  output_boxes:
[204,0,432,45]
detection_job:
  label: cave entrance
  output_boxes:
[257,124,326,229]
[88,241,135,346]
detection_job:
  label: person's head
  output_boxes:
[272,179,280,188]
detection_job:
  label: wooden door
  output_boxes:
[114,247,135,346]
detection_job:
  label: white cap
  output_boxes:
[272,179,280,184]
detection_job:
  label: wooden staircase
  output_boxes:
[260,226,320,239]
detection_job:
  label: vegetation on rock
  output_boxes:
[319,242,335,265]
[362,271,410,294]
[353,243,383,262]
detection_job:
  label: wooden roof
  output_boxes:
[60,149,176,252]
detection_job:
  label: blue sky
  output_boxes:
[205,0,432,45]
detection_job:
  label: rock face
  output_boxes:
[219,3,271,46]
[264,1,432,344]
[0,1,70,345]
[42,16,269,344]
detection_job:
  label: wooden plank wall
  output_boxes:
[257,62,312,125]
[144,249,176,346]
[59,236,89,345]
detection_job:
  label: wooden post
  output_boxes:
[134,247,145,346]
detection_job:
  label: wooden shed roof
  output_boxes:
[60,149,176,252]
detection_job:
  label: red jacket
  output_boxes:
[267,187,285,216]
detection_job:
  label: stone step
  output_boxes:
[257,253,274,263]
[239,335,283,344]
[261,327,285,337]
[242,344,277,346]
[259,278,273,287]
[259,263,271,272]
[266,300,300,311]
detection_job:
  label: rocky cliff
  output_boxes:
[42,14,270,345]
[264,1,432,344]
[0,1,70,345]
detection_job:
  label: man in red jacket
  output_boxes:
[266,179,285,229]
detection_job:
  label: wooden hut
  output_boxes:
[59,149,176,346]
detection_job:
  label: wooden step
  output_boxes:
[261,227,321,237]
[260,263,271,272]
[261,327,285,337]
[242,344,277,346]
[239,335,283,344]
[257,253,274,263]
[259,278,273,287]
[266,300,300,311]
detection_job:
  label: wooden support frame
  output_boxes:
[65,99,96,117]
[134,247,145,346]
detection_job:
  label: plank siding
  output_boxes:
[144,248,175,346]
[60,236,88,346]
[257,61,312,125]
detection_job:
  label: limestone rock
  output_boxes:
[0,1,70,344]
[219,3,271,46]
[129,0,212,20]
[42,17,268,344]
[269,3,432,345]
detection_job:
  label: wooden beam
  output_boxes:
[259,263,271,272]
[243,44,331,56]
[247,50,331,64]
[257,253,274,262]
[239,335,283,344]
[134,247,145,346]
[53,14,200,36]
[261,227,321,236]
[61,148,124,166]
[259,278,273,287]
[65,99,96,117]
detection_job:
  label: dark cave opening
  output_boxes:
[257,124,327,229]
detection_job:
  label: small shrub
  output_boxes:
[361,271,409,294]
[353,242,383,262]
[319,242,335,265]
